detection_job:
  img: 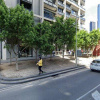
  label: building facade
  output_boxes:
[1,0,85,60]
[90,21,96,32]
[97,4,100,30]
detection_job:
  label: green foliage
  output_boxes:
[89,29,100,49]
[77,30,90,50]
[35,21,54,55]
[0,0,8,31]
[51,16,76,50]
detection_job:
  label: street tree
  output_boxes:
[0,0,9,64]
[23,21,54,61]
[0,4,34,70]
[51,16,76,57]
[89,29,100,56]
[77,30,90,55]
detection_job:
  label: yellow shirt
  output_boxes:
[37,59,43,66]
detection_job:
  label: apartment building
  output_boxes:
[1,0,85,60]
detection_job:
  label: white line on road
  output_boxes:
[77,84,100,100]
[92,90,100,100]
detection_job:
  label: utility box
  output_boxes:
[77,50,82,57]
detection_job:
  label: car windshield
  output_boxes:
[92,60,100,63]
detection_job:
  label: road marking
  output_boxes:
[92,90,100,100]
[77,84,100,100]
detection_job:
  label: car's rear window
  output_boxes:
[92,60,100,63]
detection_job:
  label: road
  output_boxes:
[0,68,100,100]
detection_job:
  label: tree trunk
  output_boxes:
[0,52,1,65]
[50,54,52,60]
[10,53,12,65]
[62,50,64,58]
[15,55,19,71]
[35,49,38,61]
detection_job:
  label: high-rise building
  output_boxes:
[1,0,85,60]
[90,21,96,32]
[97,4,100,30]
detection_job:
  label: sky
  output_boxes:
[85,0,100,32]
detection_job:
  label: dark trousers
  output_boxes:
[38,66,43,73]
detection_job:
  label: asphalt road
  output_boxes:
[0,68,100,100]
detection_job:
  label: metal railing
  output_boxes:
[58,1,64,7]
[66,14,70,18]
[80,17,85,21]
[66,5,71,11]
[58,11,64,15]
[44,14,54,20]
[69,0,79,6]
[22,0,32,3]
[80,5,85,10]
[44,0,57,8]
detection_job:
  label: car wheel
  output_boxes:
[91,69,94,71]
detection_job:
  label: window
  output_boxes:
[58,8,63,13]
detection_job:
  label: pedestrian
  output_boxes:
[36,57,43,75]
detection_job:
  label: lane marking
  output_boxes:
[92,90,100,100]
[77,84,100,100]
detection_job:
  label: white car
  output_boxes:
[90,59,100,71]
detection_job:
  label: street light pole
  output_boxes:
[76,17,77,67]
[75,14,84,67]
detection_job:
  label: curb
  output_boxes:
[0,66,84,81]
[0,66,86,84]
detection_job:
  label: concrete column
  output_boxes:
[2,42,7,60]
[64,0,66,19]
[56,0,58,16]
[78,0,81,29]
[40,0,44,23]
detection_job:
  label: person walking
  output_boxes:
[36,57,43,75]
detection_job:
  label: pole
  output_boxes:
[76,17,77,67]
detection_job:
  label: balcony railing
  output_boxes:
[69,0,79,6]
[80,17,85,21]
[22,0,32,3]
[44,10,55,20]
[82,0,85,2]
[66,14,70,18]
[44,14,54,20]
[58,11,64,15]
[66,5,71,11]
[80,5,85,10]
[58,1,64,7]
[44,0,57,8]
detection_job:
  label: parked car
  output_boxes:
[90,59,100,71]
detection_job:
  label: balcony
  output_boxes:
[66,14,70,18]
[20,0,32,10]
[69,0,79,7]
[58,1,64,8]
[83,0,85,2]
[80,17,85,21]
[44,9,55,20]
[44,0,57,11]
[21,0,32,4]
[80,5,85,11]
[58,11,64,16]
[66,5,71,12]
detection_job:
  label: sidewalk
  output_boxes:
[0,55,99,78]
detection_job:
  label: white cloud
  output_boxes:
[85,0,100,32]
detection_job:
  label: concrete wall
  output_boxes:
[4,0,17,8]
[33,0,40,15]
